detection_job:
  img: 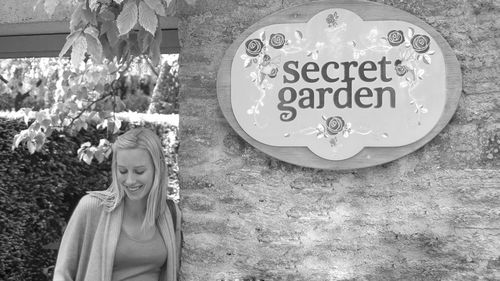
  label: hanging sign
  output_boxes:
[217,0,461,169]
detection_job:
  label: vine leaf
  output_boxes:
[85,34,103,63]
[70,3,84,31]
[138,29,154,53]
[59,30,82,57]
[71,35,87,68]
[44,0,60,17]
[423,54,432,64]
[408,27,414,38]
[295,30,303,41]
[117,1,138,36]
[139,1,158,35]
[260,31,266,42]
[84,26,99,40]
[106,23,120,46]
[149,25,163,65]
[144,0,166,17]
[99,8,116,21]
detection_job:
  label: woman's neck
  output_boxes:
[123,197,147,220]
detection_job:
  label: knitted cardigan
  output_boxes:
[53,195,182,281]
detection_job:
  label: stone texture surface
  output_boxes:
[177,0,500,280]
[0,0,75,24]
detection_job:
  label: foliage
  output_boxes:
[0,118,111,281]
[0,56,178,113]
[10,0,176,163]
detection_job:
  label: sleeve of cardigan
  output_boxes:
[53,195,99,281]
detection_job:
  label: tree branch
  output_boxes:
[67,93,112,128]
[0,74,8,84]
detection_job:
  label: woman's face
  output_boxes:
[116,148,155,203]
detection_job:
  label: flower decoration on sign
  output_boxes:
[383,28,435,125]
[387,30,405,46]
[325,116,346,136]
[326,12,339,27]
[348,28,391,59]
[394,60,408,76]
[410,34,431,53]
[316,116,352,147]
[241,31,289,127]
[245,38,264,57]
[269,33,286,49]
[284,115,387,151]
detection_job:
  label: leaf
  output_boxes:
[100,21,113,35]
[244,59,252,68]
[70,3,84,31]
[84,26,100,40]
[34,132,46,151]
[423,54,432,64]
[44,0,60,17]
[408,27,414,38]
[94,149,105,163]
[97,119,108,130]
[81,7,98,26]
[114,0,125,3]
[149,26,162,65]
[71,35,87,69]
[138,29,154,53]
[295,30,303,41]
[27,140,36,154]
[82,150,94,165]
[139,1,158,35]
[127,33,140,56]
[106,23,120,46]
[114,119,122,134]
[85,34,103,63]
[117,1,138,36]
[59,31,82,57]
[21,108,32,125]
[99,8,116,21]
[12,130,29,150]
[260,31,266,42]
[427,50,435,55]
[144,0,166,16]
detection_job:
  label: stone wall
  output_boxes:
[0,0,74,24]
[177,0,500,280]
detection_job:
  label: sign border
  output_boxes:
[217,0,462,169]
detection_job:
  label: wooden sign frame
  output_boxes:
[217,0,461,170]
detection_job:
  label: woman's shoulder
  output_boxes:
[73,194,106,216]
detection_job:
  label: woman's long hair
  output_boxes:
[89,128,168,230]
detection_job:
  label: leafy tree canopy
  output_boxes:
[7,0,176,164]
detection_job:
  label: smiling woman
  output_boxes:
[53,128,182,281]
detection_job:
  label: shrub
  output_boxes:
[0,118,111,281]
